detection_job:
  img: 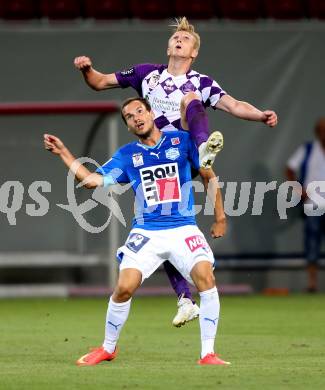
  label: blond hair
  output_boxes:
[170,17,200,50]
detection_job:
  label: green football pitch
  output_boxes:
[1,295,324,390]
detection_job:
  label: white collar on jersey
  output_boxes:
[136,135,166,151]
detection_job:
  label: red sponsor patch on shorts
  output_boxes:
[185,235,209,252]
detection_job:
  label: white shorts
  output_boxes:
[117,225,215,285]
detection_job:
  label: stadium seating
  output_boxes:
[1,0,325,21]
[262,0,306,19]
[217,0,262,20]
[129,0,175,19]
[0,0,38,19]
[40,0,82,19]
[83,0,128,19]
[174,0,215,19]
[307,0,325,19]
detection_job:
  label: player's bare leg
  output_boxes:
[190,261,230,365]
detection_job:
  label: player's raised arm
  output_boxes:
[74,56,120,91]
[199,168,227,238]
[43,134,104,188]
[215,94,278,128]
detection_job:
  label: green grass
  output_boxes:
[0,295,325,390]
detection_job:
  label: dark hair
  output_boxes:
[121,97,152,124]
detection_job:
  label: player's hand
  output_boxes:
[262,110,278,127]
[43,134,66,155]
[74,56,92,72]
[210,218,227,238]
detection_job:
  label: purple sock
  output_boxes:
[163,261,195,303]
[185,99,209,147]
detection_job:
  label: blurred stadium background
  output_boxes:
[0,0,325,297]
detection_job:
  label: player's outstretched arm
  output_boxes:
[199,168,227,238]
[215,95,278,127]
[74,56,120,91]
[43,134,103,188]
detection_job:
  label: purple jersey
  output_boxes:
[116,64,226,131]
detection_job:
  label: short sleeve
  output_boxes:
[199,75,226,108]
[96,150,129,186]
[115,63,160,95]
[287,145,306,172]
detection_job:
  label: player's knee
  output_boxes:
[192,267,215,291]
[115,282,134,301]
[181,92,199,111]
[203,272,215,289]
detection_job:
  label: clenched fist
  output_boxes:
[74,56,92,72]
[210,219,227,239]
[261,110,278,127]
[44,134,66,155]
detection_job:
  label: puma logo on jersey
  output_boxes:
[150,151,161,159]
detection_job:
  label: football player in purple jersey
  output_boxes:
[44,97,229,366]
[74,17,277,162]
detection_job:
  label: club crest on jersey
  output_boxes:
[132,152,144,167]
[185,235,211,253]
[140,163,181,206]
[165,147,180,161]
[148,74,160,89]
[171,137,180,146]
[162,78,177,93]
[180,80,196,94]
